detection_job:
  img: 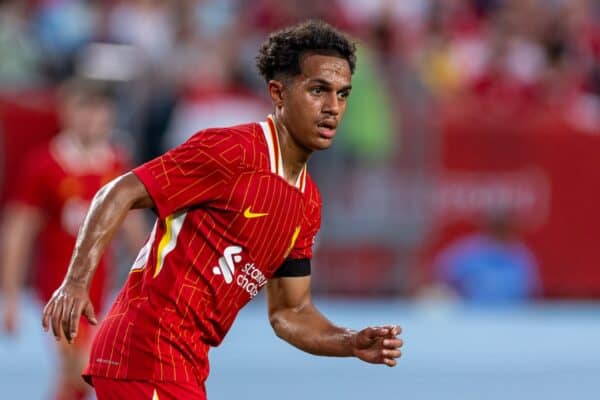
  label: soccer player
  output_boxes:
[1,78,145,400]
[41,20,403,399]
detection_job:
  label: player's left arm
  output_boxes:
[266,273,403,367]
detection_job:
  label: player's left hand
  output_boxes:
[352,325,403,367]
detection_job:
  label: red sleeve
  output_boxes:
[9,149,50,210]
[288,179,322,260]
[132,128,242,219]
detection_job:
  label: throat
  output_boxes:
[276,125,310,186]
[265,114,310,189]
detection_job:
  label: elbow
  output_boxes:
[95,176,124,202]
[268,302,307,340]
[269,311,286,339]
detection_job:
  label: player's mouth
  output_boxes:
[317,120,337,139]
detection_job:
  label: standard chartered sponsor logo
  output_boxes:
[212,245,267,297]
[212,245,243,283]
[237,262,267,298]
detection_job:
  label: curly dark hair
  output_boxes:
[256,20,356,83]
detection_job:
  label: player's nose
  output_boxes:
[322,92,340,116]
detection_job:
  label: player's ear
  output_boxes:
[267,79,285,109]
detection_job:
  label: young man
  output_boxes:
[1,78,145,400]
[41,20,403,399]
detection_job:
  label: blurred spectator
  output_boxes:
[0,0,599,301]
[107,0,175,66]
[33,0,101,79]
[429,210,540,304]
[0,1,42,88]
[1,78,146,400]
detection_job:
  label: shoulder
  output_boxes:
[185,122,266,169]
[303,173,322,217]
[186,122,261,149]
[304,174,321,205]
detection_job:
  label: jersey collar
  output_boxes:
[259,114,307,192]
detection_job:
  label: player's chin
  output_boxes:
[311,136,335,151]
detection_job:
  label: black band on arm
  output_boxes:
[273,258,311,278]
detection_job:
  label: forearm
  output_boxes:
[270,303,357,357]
[65,176,143,288]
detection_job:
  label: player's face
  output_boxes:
[62,95,114,144]
[280,53,352,151]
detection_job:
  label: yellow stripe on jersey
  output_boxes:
[154,211,187,278]
[152,389,160,400]
[284,225,301,259]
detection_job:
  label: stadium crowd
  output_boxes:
[1,0,600,299]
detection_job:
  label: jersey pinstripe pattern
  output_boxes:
[84,116,321,386]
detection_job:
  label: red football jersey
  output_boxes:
[84,116,321,386]
[10,133,126,310]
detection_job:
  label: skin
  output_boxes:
[41,53,403,368]
[269,53,353,182]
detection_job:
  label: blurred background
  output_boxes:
[0,0,599,399]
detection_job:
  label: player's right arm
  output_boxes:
[41,172,153,343]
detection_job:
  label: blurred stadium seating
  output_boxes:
[1,0,600,398]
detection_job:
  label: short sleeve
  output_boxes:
[133,129,242,219]
[288,179,322,260]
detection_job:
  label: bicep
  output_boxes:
[266,276,312,317]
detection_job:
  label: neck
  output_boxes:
[272,113,311,184]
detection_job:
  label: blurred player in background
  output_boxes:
[41,21,403,399]
[1,78,146,400]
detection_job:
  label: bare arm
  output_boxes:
[1,205,42,333]
[267,275,403,366]
[41,172,153,342]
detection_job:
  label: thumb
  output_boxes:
[83,302,98,325]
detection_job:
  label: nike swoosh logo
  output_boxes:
[244,206,268,219]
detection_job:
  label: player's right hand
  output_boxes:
[41,280,97,343]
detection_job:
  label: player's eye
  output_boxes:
[338,90,350,100]
[311,87,323,95]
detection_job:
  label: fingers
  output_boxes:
[379,325,403,367]
[42,292,89,343]
[83,302,97,325]
[365,327,391,339]
[61,296,75,342]
[42,299,53,332]
[383,358,397,367]
[388,325,401,337]
[382,348,402,358]
[69,300,83,342]
[383,337,403,349]
[67,301,95,343]
[381,345,402,367]
[51,298,65,341]
[365,325,402,339]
